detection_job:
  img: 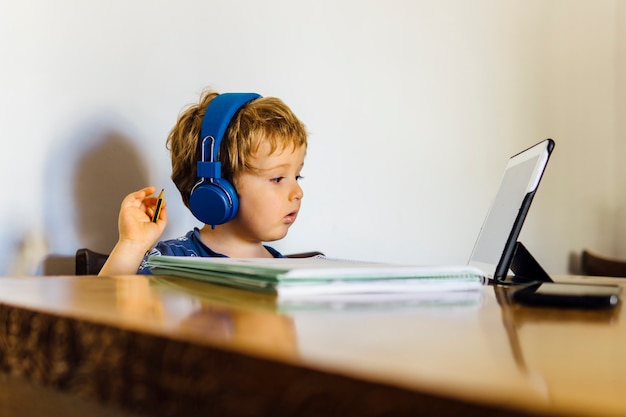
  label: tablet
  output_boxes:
[468,139,555,281]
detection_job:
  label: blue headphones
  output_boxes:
[189,92,261,226]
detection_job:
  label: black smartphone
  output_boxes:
[511,282,621,309]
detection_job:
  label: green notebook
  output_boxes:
[146,255,486,298]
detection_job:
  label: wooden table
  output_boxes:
[0,274,624,417]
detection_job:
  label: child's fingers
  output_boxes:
[121,186,157,207]
[137,186,157,198]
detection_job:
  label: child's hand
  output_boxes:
[117,186,168,250]
[99,186,168,276]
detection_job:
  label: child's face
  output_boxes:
[233,142,306,242]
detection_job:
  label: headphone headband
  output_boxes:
[199,92,261,164]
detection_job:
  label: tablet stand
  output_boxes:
[507,241,553,284]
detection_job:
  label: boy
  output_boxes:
[99,89,307,276]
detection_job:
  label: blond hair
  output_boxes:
[166,89,307,208]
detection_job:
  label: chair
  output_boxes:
[75,248,110,275]
[580,249,626,277]
[75,248,324,275]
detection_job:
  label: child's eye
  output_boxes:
[270,175,303,183]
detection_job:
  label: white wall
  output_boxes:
[0,0,622,276]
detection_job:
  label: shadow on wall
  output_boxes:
[73,133,149,253]
[38,113,150,275]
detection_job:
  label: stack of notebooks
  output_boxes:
[146,255,486,307]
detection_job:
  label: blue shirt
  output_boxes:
[137,227,283,274]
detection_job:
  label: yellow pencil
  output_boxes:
[152,189,164,223]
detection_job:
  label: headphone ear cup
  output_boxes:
[189,178,239,226]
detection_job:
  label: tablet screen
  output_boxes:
[468,140,554,280]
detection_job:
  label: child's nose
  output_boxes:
[291,182,304,200]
